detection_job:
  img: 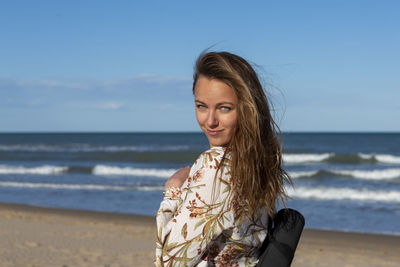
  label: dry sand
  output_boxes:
[0,202,399,267]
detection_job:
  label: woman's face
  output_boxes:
[194,76,238,147]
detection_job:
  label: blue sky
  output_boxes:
[1,1,399,132]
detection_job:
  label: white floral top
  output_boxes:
[155,146,269,267]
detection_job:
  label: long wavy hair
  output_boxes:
[192,51,292,218]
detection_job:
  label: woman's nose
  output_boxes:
[207,110,218,128]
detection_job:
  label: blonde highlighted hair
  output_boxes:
[193,51,291,218]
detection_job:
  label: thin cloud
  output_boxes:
[96,102,124,110]
[65,101,126,111]
[0,74,193,109]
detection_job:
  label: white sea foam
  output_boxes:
[358,153,374,160]
[287,186,400,203]
[283,153,333,164]
[331,168,400,180]
[289,170,319,179]
[0,165,68,175]
[0,181,164,191]
[376,155,400,164]
[0,144,55,152]
[136,185,165,191]
[92,165,176,178]
[358,153,400,164]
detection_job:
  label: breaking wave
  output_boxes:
[289,168,400,180]
[0,181,164,191]
[2,181,399,204]
[287,186,400,203]
[330,168,400,180]
[1,163,399,181]
[0,165,68,175]
[359,153,400,164]
[283,153,333,164]
[283,153,400,164]
[289,170,319,179]
[92,165,175,178]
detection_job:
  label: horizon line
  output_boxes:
[1,131,399,134]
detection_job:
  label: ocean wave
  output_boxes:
[289,168,400,180]
[283,153,400,165]
[92,165,176,178]
[359,153,400,164]
[283,153,333,164]
[0,164,177,178]
[0,144,191,153]
[0,165,68,175]
[287,186,400,203]
[2,181,398,203]
[0,181,164,191]
[331,168,400,180]
[289,170,319,179]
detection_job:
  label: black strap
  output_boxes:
[255,214,273,258]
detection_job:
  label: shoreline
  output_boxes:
[1,202,399,237]
[1,202,400,266]
[0,202,155,225]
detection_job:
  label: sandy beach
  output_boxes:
[1,202,399,267]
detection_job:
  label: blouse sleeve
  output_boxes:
[155,147,234,266]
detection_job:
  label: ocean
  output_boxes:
[0,132,399,235]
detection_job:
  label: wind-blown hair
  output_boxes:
[192,51,291,218]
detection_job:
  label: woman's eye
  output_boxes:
[196,104,206,109]
[220,106,231,111]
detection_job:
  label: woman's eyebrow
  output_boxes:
[216,101,235,106]
[195,100,235,106]
[195,100,206,105]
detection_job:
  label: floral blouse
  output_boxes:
[155,146,269,267]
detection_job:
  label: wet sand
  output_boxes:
[0,202,399,266]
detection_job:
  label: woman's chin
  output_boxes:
[207,138,229,148]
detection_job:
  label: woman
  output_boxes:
[155,51,291,266]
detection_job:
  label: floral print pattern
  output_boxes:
[155,147,268,266]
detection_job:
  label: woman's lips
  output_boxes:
[207,129,223,136]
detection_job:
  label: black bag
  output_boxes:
[256,208,305,267]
